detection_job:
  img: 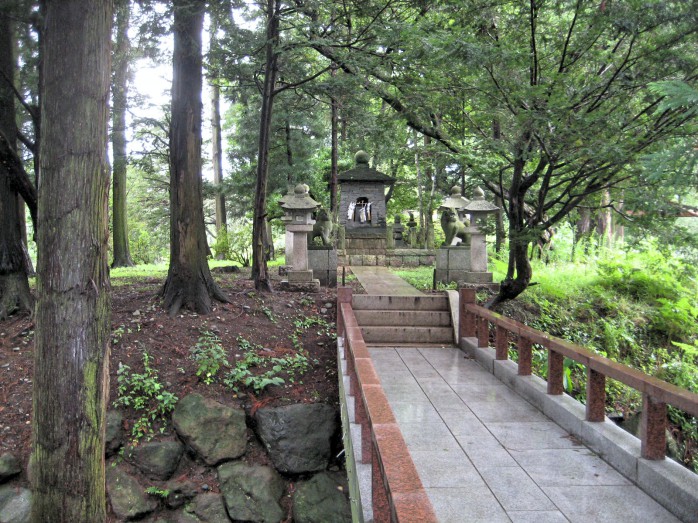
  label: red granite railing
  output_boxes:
[459,288,698,461]
[337,287,438,523]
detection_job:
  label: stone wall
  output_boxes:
[308,247,338,287]
[339,182,387,229]
[338,248,435,267]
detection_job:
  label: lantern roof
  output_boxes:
[462,187,499,213]
[440,185,470,210]
[278,184,294,206]
[280,184,320,211]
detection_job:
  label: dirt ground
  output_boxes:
[0,267,357,504]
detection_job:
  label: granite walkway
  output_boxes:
[345,266,681,522]
[349,265,423,295]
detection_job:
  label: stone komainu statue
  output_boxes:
[309,208,334,246]
[440,208,469,246]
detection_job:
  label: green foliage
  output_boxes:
[227,219,253,267]
[261,305,276,323]
[113,351,178,444]
[190,330,229,384]
[223,336,311,394]
[212,228,231,260]
[145,486,170,498]
[519,245,698,471]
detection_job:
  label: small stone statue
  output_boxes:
[440,208,469,246]
[309,208,334,246]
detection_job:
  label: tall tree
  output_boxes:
[251,0,281,292]
[211,81,227,258]
[0,9,32,319]
[111,0,135,267]
[209,7,228,249]
[163,0,228,315]
[30,1,112,521]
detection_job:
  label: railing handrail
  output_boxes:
[463,302,698,417]
[337,287,438,523]
[459,287,698,461]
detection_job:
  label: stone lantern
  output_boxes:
[280,184,321,291]
[461,186,499,275]
[435,186,499,286]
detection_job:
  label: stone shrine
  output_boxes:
[338,151,395,255]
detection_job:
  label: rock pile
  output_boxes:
[0,394,351,523]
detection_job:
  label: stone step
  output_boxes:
[360,326,454,345]
[354,309,452,327]
[352,295,449,311]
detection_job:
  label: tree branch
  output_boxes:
[0,130,38,230]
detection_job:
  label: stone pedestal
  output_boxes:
[284,230,293,264]
[308,247,337,287]
[337,226,346,250]
[282,223,321,292]
[386,225,395,249]
[435,246,493,285]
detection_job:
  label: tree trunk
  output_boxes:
[31,2,112,521]
[0,11,32,319]
[251,0,280,292]
[111,0,134,268]
[329,66,339,220]
[487,155,532,308]
[596,189,613,248]
[164,0,228,315]
[494,195,505,254]
[211,81,227,259]
[415,130,424,229]
[573,206,592,259]
[424,134,435,248]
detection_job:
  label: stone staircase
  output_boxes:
[352,294,455,346]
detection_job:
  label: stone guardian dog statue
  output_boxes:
[440,208,469,246]
[309,208,334,246]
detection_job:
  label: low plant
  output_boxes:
[113,351,178,444]
[261,305,276,323]
[145,486,171,498]
[190,330,229,384]
[223,335,314,394]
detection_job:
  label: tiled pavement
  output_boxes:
[368,345,680,523]
[346,266,681,522]
[349,266,423,296]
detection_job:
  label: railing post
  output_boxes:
[518,337,532,375]
[641,393,667,460]
[372,444,390,523]
[337,286,352,337]
[477,317,489,348]
[547,348,564,395]
[586,368,606,422]
[495,325,508,360]
[459,287,477,340]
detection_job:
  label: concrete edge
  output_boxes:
[337,339,368,523]
[445,290,459,345]
[340,299,438,522]
[460,337,698,523]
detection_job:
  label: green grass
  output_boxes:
[110,263,168,287]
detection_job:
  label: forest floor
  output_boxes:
[0,267,364,516]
